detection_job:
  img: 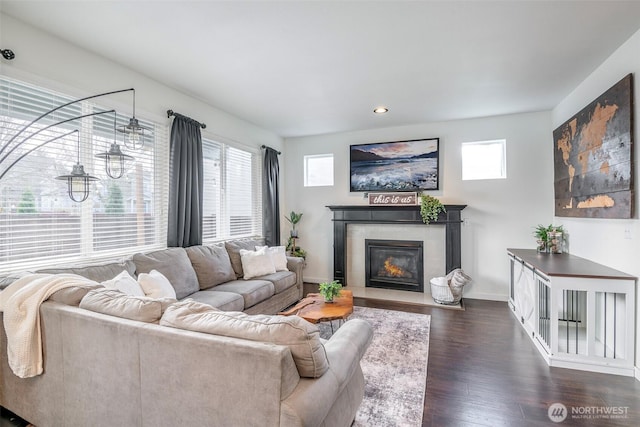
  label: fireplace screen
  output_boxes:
[365,239,424,292]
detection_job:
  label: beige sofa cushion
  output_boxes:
[49,283,103,306]
[185,244,236,289]
[160,300,329,378]
[133,248,199,299]
[79,289,174,323]
[224,238,264,278]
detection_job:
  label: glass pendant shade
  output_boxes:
[55,163,99,202]
[95,143,134,179]
[118,117,145,150]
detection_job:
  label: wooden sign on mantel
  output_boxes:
[368,192,418,206]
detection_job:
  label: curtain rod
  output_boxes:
[167,110,206,129]
[261,145,281,155]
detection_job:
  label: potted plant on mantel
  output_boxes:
[318,280,342,302]
[419,194,446,224]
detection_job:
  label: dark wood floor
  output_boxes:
[353,296,640,427]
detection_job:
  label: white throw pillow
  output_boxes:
[101,270,145,297]
[240,247,276,279]
[137,269,177,299]
[256,245,289,272]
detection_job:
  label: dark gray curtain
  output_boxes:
[262,147,280,246]
[167,115,203,247]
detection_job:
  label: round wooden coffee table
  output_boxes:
[279,290,353,333]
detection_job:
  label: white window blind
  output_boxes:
[202,137,262,242]
[0,77,167,272]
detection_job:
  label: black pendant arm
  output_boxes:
[0,109,115,167]
[0,88,133,158]
[0,130,78,181]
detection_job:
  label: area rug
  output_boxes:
[318,306,430,427]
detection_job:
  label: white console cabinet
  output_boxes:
[508,249,636,376]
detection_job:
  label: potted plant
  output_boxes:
[318,280,342,302]
[533,224,565,253]
[420,194,446,224]
[285,211,303,237]
[286,236,307,259]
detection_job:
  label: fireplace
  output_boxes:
[365,239,424,292]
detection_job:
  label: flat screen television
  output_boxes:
[350,138,439,192]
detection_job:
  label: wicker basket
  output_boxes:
[429,277,459,305]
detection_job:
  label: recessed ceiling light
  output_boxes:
[373,106,388,114]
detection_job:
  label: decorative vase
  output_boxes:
[536,239,547,253]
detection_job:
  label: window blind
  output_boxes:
[0,77,167,272]
[202,137,262,242]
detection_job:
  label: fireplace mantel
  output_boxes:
[327,204,466,287]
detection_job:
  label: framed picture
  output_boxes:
[553,74,633,218]
[350,138,439,192]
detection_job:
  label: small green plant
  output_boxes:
[420,194,446,224]
[285,211,303,237]
[286,236,307,259]
[533,224,564,252]
[318,280,342,302]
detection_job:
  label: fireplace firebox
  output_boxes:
[365,239,423,292]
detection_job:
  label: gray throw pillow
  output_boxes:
[133,248,199,299]
[224,238,265,278]
[185,244,237,289]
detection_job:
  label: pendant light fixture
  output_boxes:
[117,89,147,150]
[95,112,134,179]
[55,131,99,203]
[0,86,146,202]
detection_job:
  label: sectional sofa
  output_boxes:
[0,238,374,426]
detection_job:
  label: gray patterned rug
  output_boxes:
[318,307,430,427]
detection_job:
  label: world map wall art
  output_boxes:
[553,73,634,218]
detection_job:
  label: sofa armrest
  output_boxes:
[324,318,373,364]
[286,256,305,299]
[280,319,372,426]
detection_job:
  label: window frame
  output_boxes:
[304,153,334,187]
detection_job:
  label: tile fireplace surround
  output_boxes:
[327,204,466,289]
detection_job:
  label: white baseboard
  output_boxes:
[635,366,640,382]
[463,292,509,302]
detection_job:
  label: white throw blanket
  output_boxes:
[0,273,98,378]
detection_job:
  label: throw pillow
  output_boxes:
[79,289,164,323]
[185,244,237,289]
[224,238,265,278]
[137,270,177,299]
[101,270,145,297]
[256,245,289,272]
[132,248,199,300]
[160,300,329,378]
[240,247,276,280]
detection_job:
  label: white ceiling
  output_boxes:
[3,1,640,138]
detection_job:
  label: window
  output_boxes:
[0,77,167,271]
[461,139,506,180]
[304,153,334,187]
[202,137,262,242]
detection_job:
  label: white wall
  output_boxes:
[284,111,553,300]
[0,13,283,154]
[552,27,640,373]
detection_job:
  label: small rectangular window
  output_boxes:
[304,154,333,187]
[461,139,506,180]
